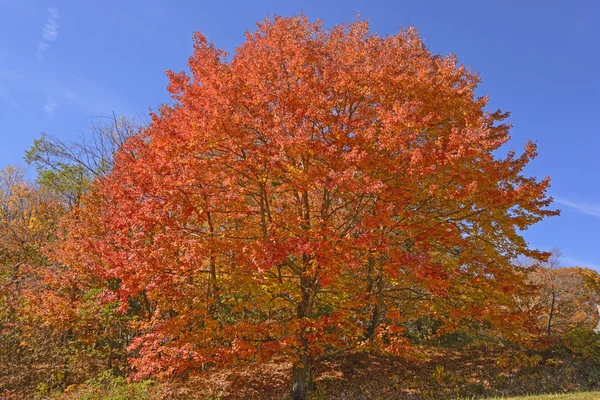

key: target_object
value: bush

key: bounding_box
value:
[42,370,157,400]
[562,329,600,361]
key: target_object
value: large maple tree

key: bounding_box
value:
[64,16,557,399]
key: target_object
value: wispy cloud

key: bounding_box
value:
[553,197,600,217]
[63,88,85,104]
[36,7,59,61]
[1,65,127,116]
[562,256,600,271]
[0,85,18,108]
[43,96,57,116]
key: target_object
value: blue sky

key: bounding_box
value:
[0,0,598,269]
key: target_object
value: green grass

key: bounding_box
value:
[489,392,600,400]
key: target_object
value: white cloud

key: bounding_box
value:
[43,96,57,116]
[36,7,59,61]
[553,197,600,217]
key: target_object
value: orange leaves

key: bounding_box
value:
[58,16,557,386]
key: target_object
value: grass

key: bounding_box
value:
[490,392,600,399]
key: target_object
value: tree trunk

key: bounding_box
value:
[290,255,316,400]
[547,292,556,337]
[365,273,384,340]
[291,353,314,400]
[290,187,316,400]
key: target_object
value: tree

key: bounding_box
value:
[0,115,142,395]
[64,16,557,399]
[23,114,142,377]
[0,165,62,391]
[523,249,600,337]
[25,113,139,208]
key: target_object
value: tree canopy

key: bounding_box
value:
[51,16,559,399]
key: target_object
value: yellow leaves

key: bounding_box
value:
[284,164,311,188]
[27,216,40,231]
[0,166,59,269]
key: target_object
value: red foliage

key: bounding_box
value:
[59,16,556,398]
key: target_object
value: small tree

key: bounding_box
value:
[0,114,144,394]
[0,166,62,392]
[25,113,139,208]
[525,249,600,337]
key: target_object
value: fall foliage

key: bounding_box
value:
[0,165,64,390]
[50,16,559,399]
[2,15,599,400]
[0,116,140,394]
[518,250,600,337]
